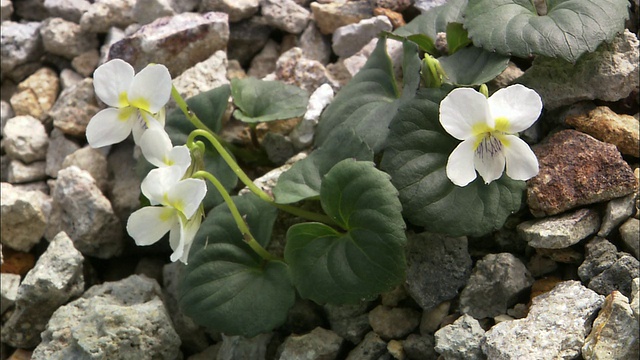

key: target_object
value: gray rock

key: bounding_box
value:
[310,0,374,35]
[45,166,124,259]
[62,146,110,194]
[71,49,100,77]
[2,115,48,164]
[579,237,619,283]
[13,0,48,20]
[218,333,273,360]
[482,281,605,360]
[290,83,334,149]
[6,159,47,183]
[459,253,533,319]
[582,291,639,360]
[300,22,332,65]
[0,0,13,21]
[1,273,21,314]
[345,331,388,360]
[49,78,100,138]
[619,217,640,259]
[40,17,98,59]
[108,11,229,77]
[227,17,272,66]
[59,68,84,89]
[1,100,14,132]
[277,327,344,360]
[10,66,60,121]
[99,26,126,64]
[519,30,640,110]
[589,254,639,298]
[1,232,84,348]
[43,0,91,23]
[332,16,392,58]
[106,141,142,222]
[420,301,450,335]
[324,301,372,344]
[32,274,181,360]
[133,0,175,25]
[405,232,472,311]
[598,193,637,237]
[200,0,259,22]
[261,0,310,34]
[79,0,136,33]
[0,182,51,252]
[343,37,403,78]
[368,305,421,341]
[434,314,485,360]
[403,333,437,360]
[0,21,44,77]
[631,278,639,321]
[46,127,81,178]
[263,132,295,166]
[275,47,338,94]
[172,50,229,103]
[248,39,280,79]
[517,208,600,249]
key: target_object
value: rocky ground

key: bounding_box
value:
[1,0,639,359]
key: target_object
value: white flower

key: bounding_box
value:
[126,166,206,264]
[439,84,542,187]
[86,59,172,148]
[139,127,192,177]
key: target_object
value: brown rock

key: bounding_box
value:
[9,67,59,121]
[373,7,405,29]
[566,106,640,157]
[527,130,637,217]
[0,248,36,277]
[50,78,100,138]
[311,0,373,35]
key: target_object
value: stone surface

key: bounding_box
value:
[275,47,338,94]
[10,67,59,121]
[420,301,450,335]
[2,115,49,163]
[519,29,640,110]
[217,333,272,360]
[459,253,534,319]
[1,232,84,348]
[6,159,47,183]
[290,83,334,149]
[405,232,472,311]
[132,0,175,25]
[299,22,332,65]
[582,291,639,360]
[1,100,14,131]
[31,274,181,360]
[434,314,485,360]
[200,0,259,22]
[517,208,600,249]
[324,301,372,344]
[108,11,229,77]
[632,278,639,320]
[0,273,21,314]
[483,281,604,360]
[277,327,344,360]
[620,217,640,259]
[49,78,100,138]
[310,0,374,35]
[227,16,272,66]
[261,0,310,34]
[79,0,136,33]
[0,0,13,21]
[368,305,421,341]
[345,331,388,360]
[0,21,44,78]
[172,50,229,103]
[43,0,91,23]
[527,130,638,217]
[106,141,142,222]
[248,39,280,79]
[566,106,640,157]
[588,254,639,298]
[403,333,437,360]
[40,17,99,59]
[46,127,81,178]
[332,15,392,58]
[598,193,637,237]
[262,132,295,165]
[71,49,100,77]
[45,166,124,259]
[578,237,620,283]
[0,182,51,252]
[61,146,110,194]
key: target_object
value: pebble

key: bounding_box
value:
[419,301,450,334]
[1,100,14,130]
[6,159,47,183]
[43,0,91,23]
[106,141,141,221]
[0,273,21,314]
[310,0,374,35]
[2,115,49,164]
[578,237,619,283]
[299,22,332,65]
[79,0,137,33]
[526,252,558,277]
[262,0,310,34]
[248,39,280,78]
[0,21,44,78]
[228,17,272,66]
[332,15,393,58]
[277,327,344,360]
[71,49,100,77]
[0,0,13,20]
[275,47,338,94]
[404,232,472,311]
[434,314,486,360]
[588,253,639,298]
[49,78,100,138]
[619,217,640,259]
[368,305,421,341]
[517,208,600,249]
[10,67,59,121]
[482,281,604,360]
[132,0,175,25]
[386,339,405,360]
[345,331,388,360]
[631,278,639,320]
[39,17,99,59]
[290,83,334,149]
[527,129,637,217]
[324,301,372,344]
[403,333,437,360]
[459,253,534,319]
[200,0,260,22]
[45,128,81,178]
[61,146,110,194]
[598,193,637,237]
[218,333,272,360]
[172,50,230,101]
[0,182,51,252]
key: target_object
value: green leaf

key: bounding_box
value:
[445,22,471,54]
[464,0,630,63]
[272,126,373,204]
[315,37,422,153]
[231,77,309,123]
[438,46,510,86]
[285,159,407,304]
[394,0,467,40]
[179,194,295,337]
[380,88,526,237]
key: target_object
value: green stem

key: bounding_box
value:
[171,86,217,134]
[193,170,274,261]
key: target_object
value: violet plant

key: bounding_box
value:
[86,0,630,336]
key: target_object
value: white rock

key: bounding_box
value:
[290,83,334,149]
[598,193,637,236]
[40,17,99,59]
[133,0,174,25]
[172,50,229,102]
[261,0,310,34]
[2,115,49,163]
[0,273,21,314]
[79,0,136,33]
[200,0,259,22]
[299,21,332,65]
[0,21,43,77]
[46,127,81,178]
[517,208,601,249]
[332,16,393,58]
[43,0,91,23]
[435,314,485,360]
[7,159,47,183]
[0,182,51,252]
[0,0,13,21]
[0,100,14,133]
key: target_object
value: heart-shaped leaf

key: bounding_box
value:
[285,159,407,304]
[179,194,295,337]
[272,126,373,204]
[445,22,471,54]
[380,88,526,237]
[394,0,467,41]
[438,45,510,86]
[464,0,630,63]
[231,77,309,123]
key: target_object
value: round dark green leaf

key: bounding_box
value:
[438,45,510,86]
[231,77,309,123]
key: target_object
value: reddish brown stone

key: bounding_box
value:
[1,247,35,276]
[373,7,405,29]
[527,130,637,217]
[566,106,640,157]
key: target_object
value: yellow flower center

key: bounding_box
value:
[471,117,512,158]
[129,97,151,112]
[118,91,130,107]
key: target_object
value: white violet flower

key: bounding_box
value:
[439,84,542,187]
[139,127,192,177]
[127,166,206,264]
[86,59,172,148]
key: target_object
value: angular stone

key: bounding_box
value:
[0,21,44,77]
[10,67,59,121]
[200,0,259,22]
[632,278,639,321]
[482,281,604,360]
[620,217,640,259]
[248,39,280,79]
[589,254,639,298]
[1,100,14,131]
[0,182,50,252]
[106,141,141,222]
[31,275,180,360]
[527,130,637,217]
[62,147,110,194]
[44,0,91,23]
[1,273,21,314]
[373,7,406,29]
[133,0,175,25]
[403,333,437,360]
[519,30,639,110]
[368,305,421,341]
[345,331,388,360]
[49,78,100,137]
[460,253,534,319]
[332,15,393,58]
[517,208,600,249]
[2,115,49,163]
[527,252,559,277]
[0,0,13,21]
[218,333,272,360]
[566,106,640,157]
[40,17,99,59]
[13,0,48,20]
[598,193,637,237]
[290,83,334,149]
[278,327,344,360]
[46,128,81,178]
[45,166,124,259]
[434,314,485,360]
[299,22,332,65]
[578,237,619,283]
[582,291,639,360]
[79,0,136,33]
[71,49,100,77]
[261,0,310,34]
[405,232,472,311]
[1,232,84,348]
[172,50,229,102]
[420,301,450,335]
[324,301,372,344]
[310,0,374,35]
[7,159,47,183]
[108,12,229,77]
[228,16,272,66]
[275,47,338,94]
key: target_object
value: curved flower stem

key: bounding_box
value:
[192,170,274,261]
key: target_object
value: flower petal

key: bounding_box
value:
[503,135,539,181]
[446,138,478,187]
[127,206,177,246]
[168,217,184,262]
[139,127,173,168]
[93,59,134,108]
[488,84,542,133]
[167,178,207,219]
[168,145,192,175]
[129,64,172,113]
[169,214,201,264]
[474,136,506,184]
[440,87,492,140]
[141,166,184,204]
[86,108,135,148]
